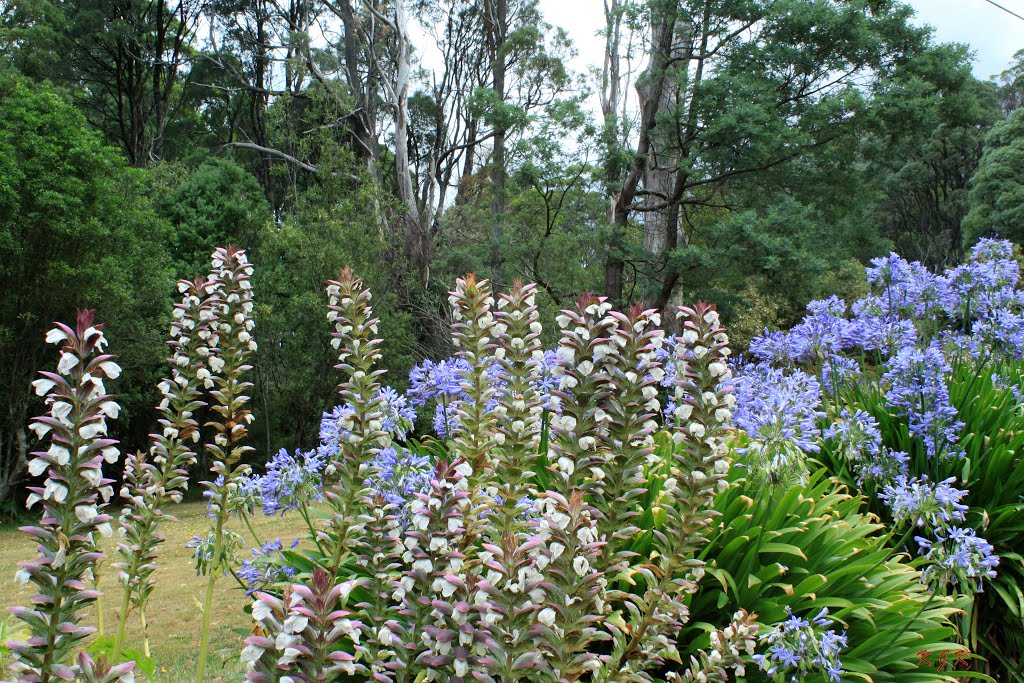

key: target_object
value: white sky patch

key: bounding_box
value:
[534,0,1022,84]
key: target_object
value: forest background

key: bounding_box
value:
[2,0,1023,508]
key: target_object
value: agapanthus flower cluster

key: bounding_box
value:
[823,408,882,463]
[533,348,562,412]
[785,296,853,363]
[239,448,325,515]
[752,607,848,683]
[916,526,1000,593]
[364,446,433,519]
[10,311,125,682]
[409,357,471,438]
[855,447,910,488]
[732,361,824,484]
[186,530,243,577]
[878,475,969,531]
[236,539,299,595]
[883,345,964,459]
[866,253,952,321]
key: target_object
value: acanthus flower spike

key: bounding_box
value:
[320,267,387,576]
[112,276,217,660]
[9,310,129,683]
[196,247,256,683]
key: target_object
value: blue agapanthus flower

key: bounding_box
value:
[377,386,417,439]
[408,358,472,405]
[237,538,299,595]
[239,448,325,516]
[879,474,968,532]
[824,408,881,463]
[916,526,999,593]
[883,345,964,460]
[752,607,848,683]
[365,446,434,524]
[732,361,825,484]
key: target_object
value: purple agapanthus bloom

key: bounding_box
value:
[408,358,472,406]
[533,349,563,411]
[365,446,434,524]
[239,448,325,515]
[879,474,969,532]
[974,306,1024,359]
[732,361,825,483]
[883,345,964,460]
[855,447,910,488]
[752,607,847,683]
[749,329,801,367]
[846,301,918,358]
[866,253,952,321]
[916,526,999,593]
[318,403,355,460]
[377,386,417,439]
[824,408,882,463]
[237,538,299,595]
[786,296,854,363]
[944,242,1020,320]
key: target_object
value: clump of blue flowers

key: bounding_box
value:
[883,345,965,460]
[408,357,471,437]
[879,475,969,532]
[364,445,433,522]
[752,607,848,683]
[240,448,325,515]
[916,527,1000,594]
[732,361,825,485]
[237,539,299,595]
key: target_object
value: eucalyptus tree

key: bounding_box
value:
[598,0,936,310]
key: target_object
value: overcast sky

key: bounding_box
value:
[537,0,1023,83]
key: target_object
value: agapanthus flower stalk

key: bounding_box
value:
[112,277,216,660]
[9,311,128,683]
[196,247,256,683]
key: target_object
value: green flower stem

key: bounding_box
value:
[111,583,133,662]
[298,502,325,555]
[196,490,229,683]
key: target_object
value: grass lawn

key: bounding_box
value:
[0,501,308,682]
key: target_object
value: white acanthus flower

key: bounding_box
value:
[31,378,56,396]
[251,599,273,622]
[99,361,122,379]
[537,607,557,626]
[43,479,68,503]
[57,353,79,375]
[75,505,98,523]
[45,328,68,345]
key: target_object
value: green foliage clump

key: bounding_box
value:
[964,109,1024,246]
[0,74,172,501]
[682,468,968,682]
